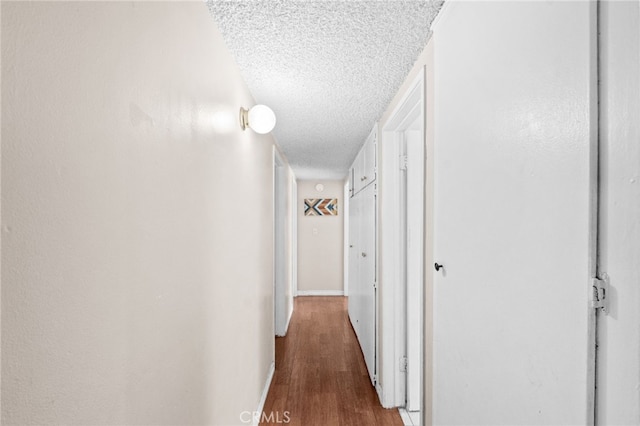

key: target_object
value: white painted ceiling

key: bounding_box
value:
[207,1,444,180]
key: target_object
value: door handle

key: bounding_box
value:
[361,252,367,257]
[434,263,444,271]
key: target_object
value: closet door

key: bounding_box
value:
[432,1,596,424]
[358,182,376,385]
[348,192,360,330]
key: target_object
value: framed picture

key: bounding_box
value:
[304,198,338,216]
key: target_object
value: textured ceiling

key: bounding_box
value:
[207,1,443,180]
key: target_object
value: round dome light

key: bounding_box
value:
[247,104,276,134]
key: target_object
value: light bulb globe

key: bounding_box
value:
[248,105,276,134]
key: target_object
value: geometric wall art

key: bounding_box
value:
[304,198,338,216]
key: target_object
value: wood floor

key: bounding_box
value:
[260,296,403,426]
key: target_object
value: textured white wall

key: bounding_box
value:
[597,1,640,423]
[2,2,279,425]
[297,180,344,292]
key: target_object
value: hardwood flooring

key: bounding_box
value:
[260,296,403,426]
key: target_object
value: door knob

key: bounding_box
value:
[434,263,444,271]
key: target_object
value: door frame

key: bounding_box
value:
[403,126,425,412]
[343,179,350,296]
[273,147,287,336]
[292,178,298,298]
[379,69,426,410]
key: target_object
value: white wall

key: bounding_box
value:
[1,2,285,424]
[597,1,640,424]
[297,180,344,293]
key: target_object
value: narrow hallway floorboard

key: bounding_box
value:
[261,296,403,426]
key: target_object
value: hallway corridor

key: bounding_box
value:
[260,297,403,426]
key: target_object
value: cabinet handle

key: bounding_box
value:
[361,252,367,257]
[361,176,367,181]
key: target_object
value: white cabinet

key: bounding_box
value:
[348,124,377,385]
[350,126,377,197]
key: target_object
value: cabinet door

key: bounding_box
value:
[352,149,364,195]
[361,128,377,188]
[348,167,355,198]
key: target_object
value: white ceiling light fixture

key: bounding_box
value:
[239,104,276,134]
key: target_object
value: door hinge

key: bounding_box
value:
[399,356,407,372]
[399,155,408,170]
[373,374,378,385]
[373,281,378,290]
[592,274,609,314]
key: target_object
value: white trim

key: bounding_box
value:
[398,408,421,426]
[586,1,599,423]
[343,180,350,296]
[273,148,287,337]
[296,290,344,296]
[292,177,298,298]
[254,361,276,426]
[398,408,413,426]
[429,0,456,33]
[379,122,402,409]
[379,69,425,409]
[284,304,293,335]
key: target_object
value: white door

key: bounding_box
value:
[405,129,423,412]
[348,191,360,328]
[359,182,377,385]
[432,1,596,424]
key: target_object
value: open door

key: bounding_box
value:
[432,1,597,424]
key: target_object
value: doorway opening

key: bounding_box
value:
[380,68,425,424]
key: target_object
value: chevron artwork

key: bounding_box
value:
[304,198,339,216]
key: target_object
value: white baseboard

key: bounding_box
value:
[284,306,293,334]
[296,290,344,296]
[254,361,275,426]
[376,383,384,404]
